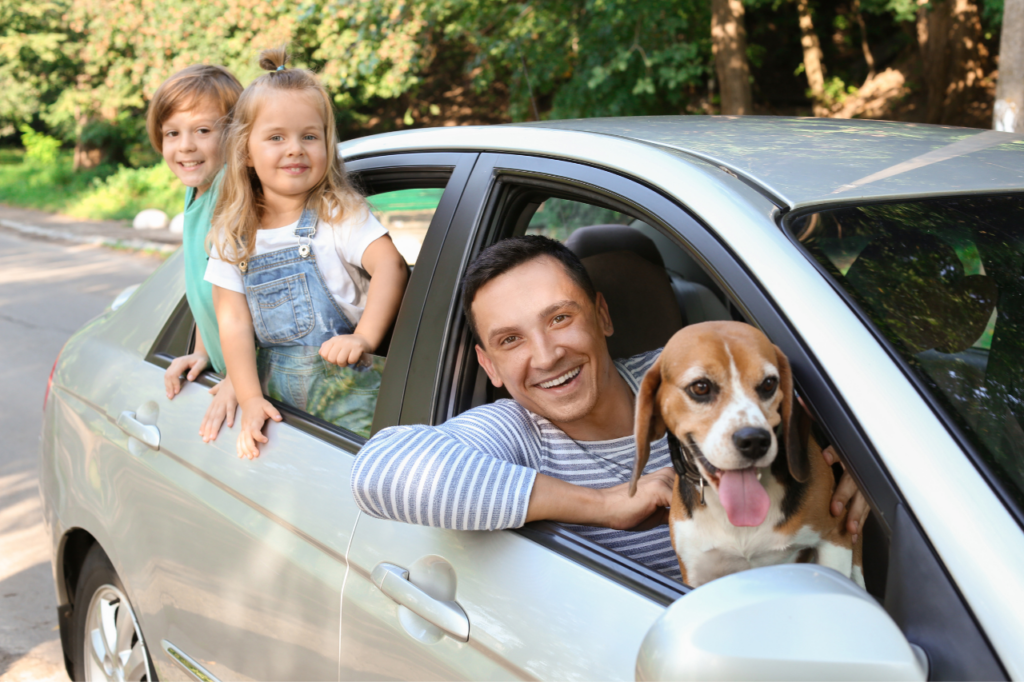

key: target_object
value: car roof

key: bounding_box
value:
[341,116,1024,210]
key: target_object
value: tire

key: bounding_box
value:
[70,545,157,682]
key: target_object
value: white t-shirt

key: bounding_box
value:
[204,210,388,326]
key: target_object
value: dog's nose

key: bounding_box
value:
[733,427,771,460]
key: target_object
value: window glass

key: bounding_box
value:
[368,188,444,265]
[258,350,384,439]
[525,197,632,242]
[787,195,1024,510]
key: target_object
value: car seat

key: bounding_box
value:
[565,225,730,359]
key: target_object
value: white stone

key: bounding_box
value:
[133,209,169,230]
[168,212,185,234]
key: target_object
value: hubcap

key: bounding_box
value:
[83,584,151,681]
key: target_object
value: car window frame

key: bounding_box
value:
[145,152,478,452]
[783,197,1024,531]
[406,151,911,599]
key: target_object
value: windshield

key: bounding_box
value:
[787,194,1024,513]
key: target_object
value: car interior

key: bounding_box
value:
[446,184,891,597]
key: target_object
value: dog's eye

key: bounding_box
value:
[757,376,779,399]
[686,379,715,402]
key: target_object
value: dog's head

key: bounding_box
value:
[629,321,806,526]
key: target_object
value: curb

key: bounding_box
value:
[0,218,180,254]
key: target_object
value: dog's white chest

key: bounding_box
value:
[672,476,823,586]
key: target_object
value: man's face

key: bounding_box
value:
[473,256,615,426]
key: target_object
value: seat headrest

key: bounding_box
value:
[565,225,664,267]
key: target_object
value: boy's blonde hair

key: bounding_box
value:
[146,64,243,152]
[211,46,366,265]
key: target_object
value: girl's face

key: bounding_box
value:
[247,91,328,216]
[161,98,225,196]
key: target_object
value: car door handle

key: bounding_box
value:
[117,411,160,449]
[371,562,470,642]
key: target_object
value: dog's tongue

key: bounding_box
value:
[717,468,770,527]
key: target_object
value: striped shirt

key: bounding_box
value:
[351,349,681,579]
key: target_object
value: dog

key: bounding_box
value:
[629,321,864,588]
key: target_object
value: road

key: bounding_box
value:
[0,230,161,681]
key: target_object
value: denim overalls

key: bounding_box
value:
[241,209,383,437]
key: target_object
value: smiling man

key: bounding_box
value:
[351,236,866,579]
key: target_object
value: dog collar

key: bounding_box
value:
[667,431,707,506]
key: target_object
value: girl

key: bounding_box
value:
[205,46,408,459]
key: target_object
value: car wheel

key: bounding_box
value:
[71,545,157,681]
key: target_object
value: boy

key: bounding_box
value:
[147,65,243,441]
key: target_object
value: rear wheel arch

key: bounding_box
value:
[59,528,98,609]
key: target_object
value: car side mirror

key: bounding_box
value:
[636,564,928,681]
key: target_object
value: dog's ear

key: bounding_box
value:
[775,345,809,482]
[631,357,666,497]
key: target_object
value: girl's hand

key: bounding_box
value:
[237,396,282,459]
[319,333,373,366]
[201,376,238,443]
[165,353,210,399]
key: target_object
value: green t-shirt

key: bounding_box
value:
[183,168,225,373]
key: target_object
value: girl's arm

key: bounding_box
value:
[212,285,281,458]
[320,234,408,366]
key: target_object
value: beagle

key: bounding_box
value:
[629,321,864,588]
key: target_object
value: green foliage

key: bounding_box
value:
[19,124,62,163]
[70,163,185,220]
[0,149,183,220]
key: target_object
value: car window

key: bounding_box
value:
[525,197,633,241]
[787,194,1024,512]
[368,188,444,265]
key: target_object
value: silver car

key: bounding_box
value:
[40,117,1024,681]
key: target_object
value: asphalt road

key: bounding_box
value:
[0,229,161,681]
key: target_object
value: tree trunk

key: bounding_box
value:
[852,0,876,80]
[918,0,988,125]
[711,0,753,115]
[994,0,1024,131]
[795,0,827,116]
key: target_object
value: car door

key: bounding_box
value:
[83,153,476,681]
[339,152,1007,680]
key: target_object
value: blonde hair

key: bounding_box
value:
[146,65,242,152]
[210,45,365,265]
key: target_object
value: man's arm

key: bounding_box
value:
[351,407,673,531]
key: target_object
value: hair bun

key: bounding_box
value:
[258,45,289,72]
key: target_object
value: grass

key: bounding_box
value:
[0,148,185,221]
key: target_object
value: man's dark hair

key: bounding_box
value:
[462,235,597,340]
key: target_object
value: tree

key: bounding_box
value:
[994,0,1023,130]
[795,0,827,116]
[917,0,989,125]
[711,0,753,114]
[0,1,80,137]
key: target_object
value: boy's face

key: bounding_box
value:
[161,98,225,194]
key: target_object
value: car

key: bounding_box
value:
[39,116,1024,681]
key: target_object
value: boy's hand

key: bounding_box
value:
[165,353,209,399]
[201,376,238,443]
[237,396,282,460]
[319,333,373,366]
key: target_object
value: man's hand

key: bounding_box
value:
[823,446,870,541]
[525,467,674,530]
[599,468,675,530]
[319,333,372,366]
[236,396,282,459]
[200,376,238,443]
[164,353,209,399]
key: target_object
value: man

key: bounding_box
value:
[351,236,868,579]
